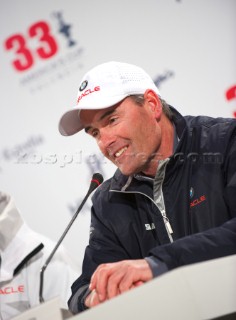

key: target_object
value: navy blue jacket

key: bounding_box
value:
[68,107,236,313]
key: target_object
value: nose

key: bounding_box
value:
[97,128,116,152]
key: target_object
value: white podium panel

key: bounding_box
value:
[11,297,63,320]
[72,255,236,320]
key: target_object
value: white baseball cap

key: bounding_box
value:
[59,61,160,136]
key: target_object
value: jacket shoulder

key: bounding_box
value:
[185,114,236,130]
[91,169,129,204]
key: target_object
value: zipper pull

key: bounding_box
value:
[165,219,173,234]
[161,210,174,235]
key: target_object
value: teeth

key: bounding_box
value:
[115,147,128,158]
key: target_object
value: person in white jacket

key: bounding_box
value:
[0,192,80,320]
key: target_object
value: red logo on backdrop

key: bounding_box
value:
[4,21,58,72]
[2,13,82,94]
[225,85,236,118]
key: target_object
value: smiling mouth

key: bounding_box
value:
[114,146,128,158]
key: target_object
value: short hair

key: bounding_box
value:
[129,94,173,120]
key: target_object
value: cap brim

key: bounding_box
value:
[59,109,83,136]
[58,93,129,136]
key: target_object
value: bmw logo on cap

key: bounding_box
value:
[79,80,88,91]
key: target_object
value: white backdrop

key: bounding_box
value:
[0,0,235,267]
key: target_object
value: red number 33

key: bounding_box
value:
[5,21,58,72]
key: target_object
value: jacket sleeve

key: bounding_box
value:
[148,217,236,271]
[68,205,132,313]
[149,123,236,271]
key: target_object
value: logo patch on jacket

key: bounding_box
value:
[190,195,206,208]
[145,223,155,230]
[190,187,194,198]
[0,285,24,295]
[90,226,95,235]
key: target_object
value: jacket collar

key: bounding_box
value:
[0,193,44,281]
[168,105,187,140]
[0,192,23,251]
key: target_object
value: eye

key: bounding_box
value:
[109,117,117,125]
[91,129,100,138]
[87,128,99,138]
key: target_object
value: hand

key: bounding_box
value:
[85,289,101,308]
[85,279,145,308]
[89,259,153,303]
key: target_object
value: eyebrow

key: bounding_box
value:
[84,108,116,133]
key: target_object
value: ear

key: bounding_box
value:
[144,89,162,120]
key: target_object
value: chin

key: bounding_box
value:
[119,167,131,176]
[119,166,138,177]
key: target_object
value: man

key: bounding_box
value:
[0,192,79,320]
[58,61,236,313]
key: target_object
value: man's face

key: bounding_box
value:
[80,92,163,176]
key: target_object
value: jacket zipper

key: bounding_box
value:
[153,158,174,242]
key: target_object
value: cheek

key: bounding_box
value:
[135,121,156,142]
[97,139,113,161]
[97,141,107,157]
